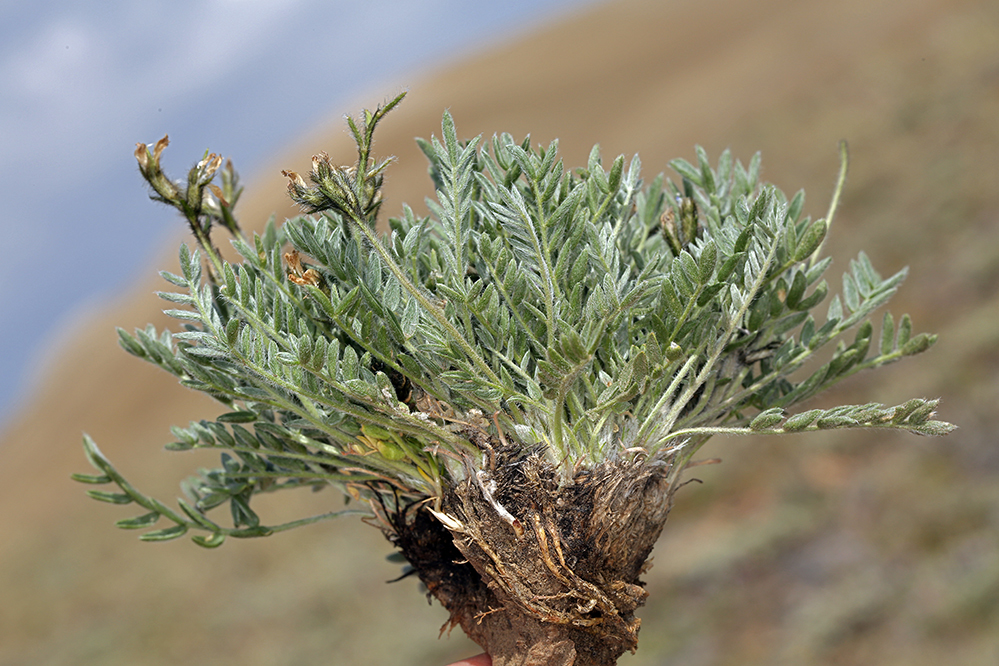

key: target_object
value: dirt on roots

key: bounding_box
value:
[386,444,677,666]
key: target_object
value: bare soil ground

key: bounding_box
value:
[2,0,997,663]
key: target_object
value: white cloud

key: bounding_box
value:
[7,19,99,99]
[134,0,306,96]
[0,1,313,183]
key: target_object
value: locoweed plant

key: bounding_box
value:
[75,93,953,665]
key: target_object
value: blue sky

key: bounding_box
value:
[0,0,600,428]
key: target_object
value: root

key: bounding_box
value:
[385,444,677,666]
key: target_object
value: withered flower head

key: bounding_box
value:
[135,135,169,175]
[282,169,307,191]
[284,249,322,288]
[196,153,223,182]
[135,135,179,202]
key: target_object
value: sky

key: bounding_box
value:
[0,0,601,428]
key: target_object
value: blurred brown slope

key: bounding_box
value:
[2,0,998,664]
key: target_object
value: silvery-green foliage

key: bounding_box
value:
[76,94,952,546]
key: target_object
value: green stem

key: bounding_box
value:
[809,140,849,269]
[635,353,701,446]
[346,212,503,389]
[649,232,781,451]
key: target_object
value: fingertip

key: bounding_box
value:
[446,653,491,666]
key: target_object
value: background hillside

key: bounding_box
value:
[2,0,997,664]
